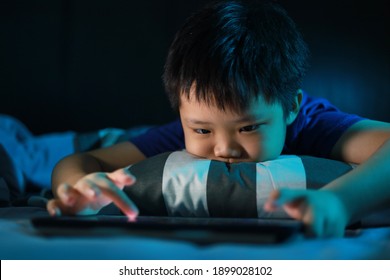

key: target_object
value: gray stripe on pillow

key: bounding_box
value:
[300,156,353,190]
[256,155,306,218]
[125,152,172,216]
[207,161,257,217]
[162,151,211,217]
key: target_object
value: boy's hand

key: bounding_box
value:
[46,168,139,220]
[264,189,349,238]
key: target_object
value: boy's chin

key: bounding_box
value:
[183,150,282,163]
[211,157,279,164]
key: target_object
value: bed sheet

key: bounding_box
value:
[1,207,390,260]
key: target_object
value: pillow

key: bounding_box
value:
[124,151,354,218]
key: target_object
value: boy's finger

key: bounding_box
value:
[301,207,323,237]
[106,190,139,220]
[46,199,62,216]
[269,188,309,206]
[71,175,139,219]
[94,180,140,220]
[263,190,281,211]
[73,179,100,199]
[57,183,77,206]
[107,168,136,189]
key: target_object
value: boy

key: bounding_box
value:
[47,0,390,237]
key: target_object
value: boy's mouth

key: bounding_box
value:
[213,158,252,164]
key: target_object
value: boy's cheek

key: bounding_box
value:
[257,142,285,162]
[184,139,210,159]
[243,135,283,162]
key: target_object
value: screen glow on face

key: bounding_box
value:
[179,93,290,163]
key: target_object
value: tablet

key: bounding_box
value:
[31,215,303,244]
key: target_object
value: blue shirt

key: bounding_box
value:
[131,93,364,159]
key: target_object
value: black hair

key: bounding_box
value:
[163,0,309,116]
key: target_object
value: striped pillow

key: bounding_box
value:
[124,151,354,218]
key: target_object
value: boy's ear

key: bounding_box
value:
[286,90,303,125]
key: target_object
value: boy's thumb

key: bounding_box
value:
[264,189,307,211]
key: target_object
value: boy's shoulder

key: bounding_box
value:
[299,92,339,114]
[284,91,365,158]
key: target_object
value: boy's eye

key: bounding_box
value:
[194,129,211,134]
[239,124,261,132]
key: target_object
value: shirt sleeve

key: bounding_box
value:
[283,92,366,158]
[130,119,185,158]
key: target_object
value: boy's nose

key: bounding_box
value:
[214,140,242,160]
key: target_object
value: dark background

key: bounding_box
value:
[0,0,389,134]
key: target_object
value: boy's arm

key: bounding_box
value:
[48,141,146,218]
[265,119,390,237]
[327,119,390,221]
[52,141,146,190]
[331,119,390,164]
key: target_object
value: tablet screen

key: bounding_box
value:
[31,215,303,244]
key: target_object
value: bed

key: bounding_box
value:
[1,206,390,259]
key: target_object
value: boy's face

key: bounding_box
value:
[179,91,299,163]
